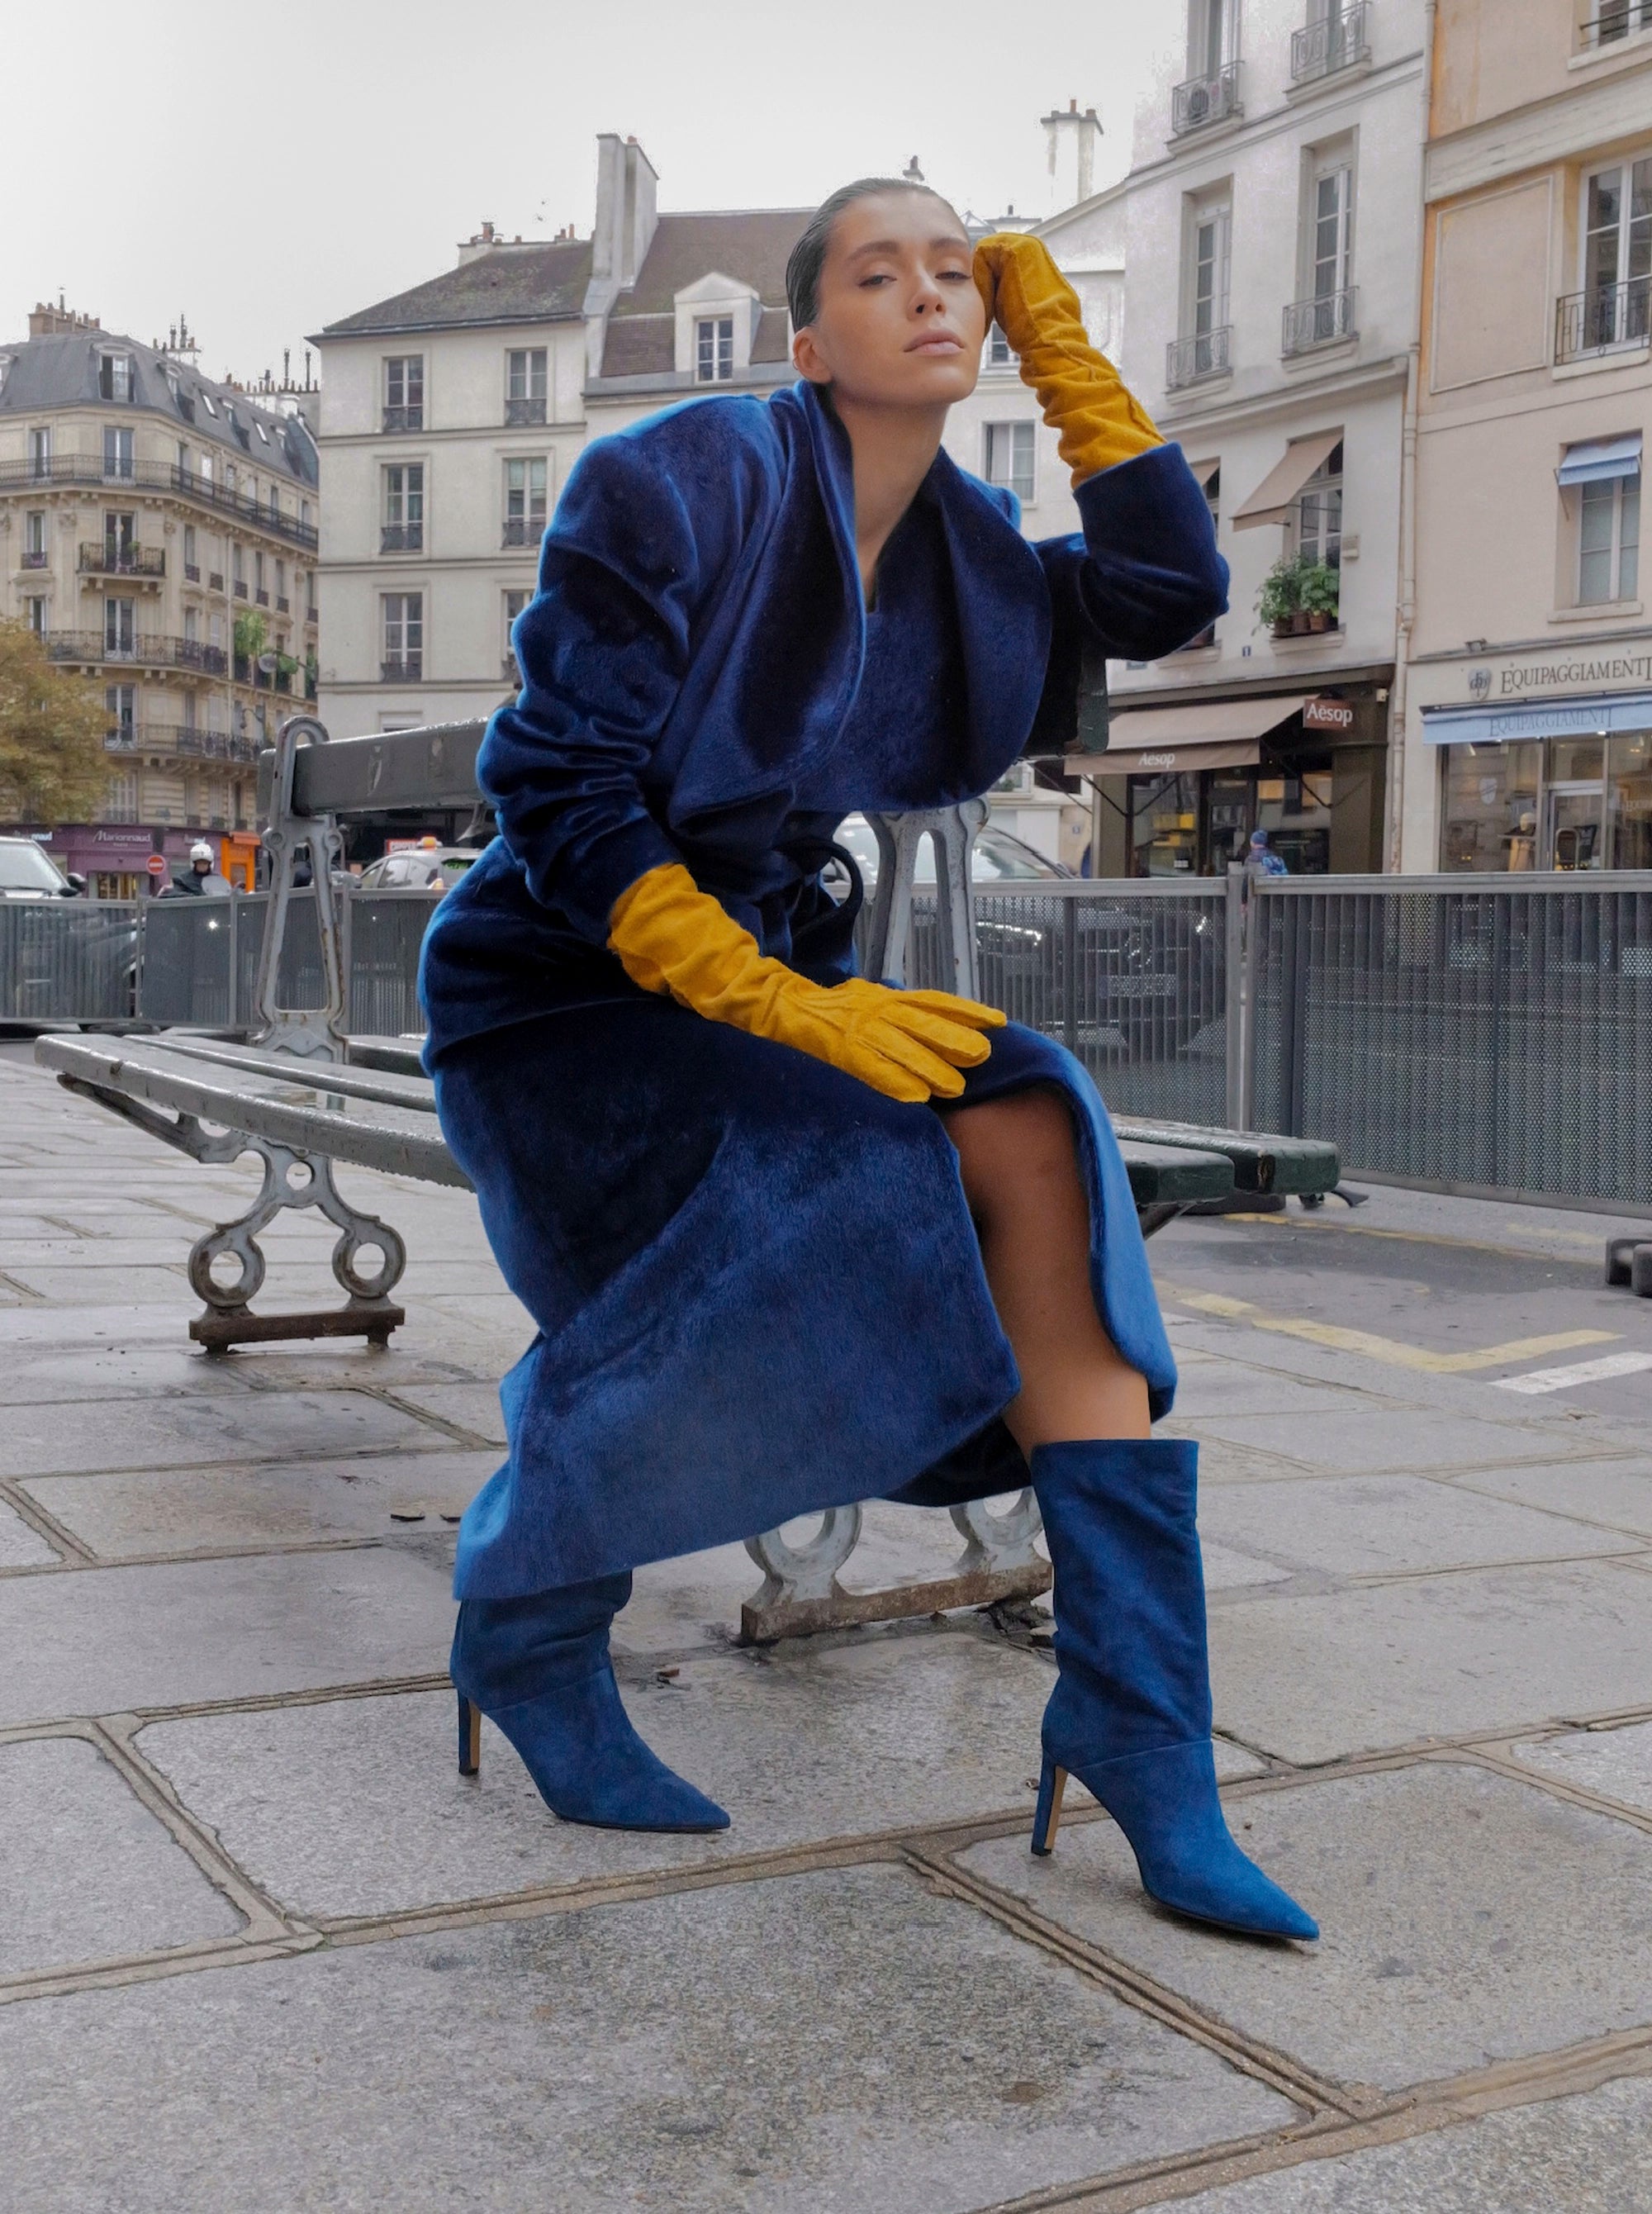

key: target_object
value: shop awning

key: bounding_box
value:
[1188,454,1221,490]
[1231,430,1343,529]
[1070,694,1313,779]
[1421,689,1652,744]
[1556,433,1642,487]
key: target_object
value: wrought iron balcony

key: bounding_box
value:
[381,656,423,682]
[1165,325,1232,389]
[21,549,48,570]
[1171,61,1241,135]
[184,563,201,582]
[254,588,270,606]
[105,724,257,763]
[382,405,423,433]
[0,456,320,552]
[380,523,425,554]
[1283,287,1358,354]
[208,571,225,591]
[1555,278,1651,361]
[501,515,544,549]
[1291,2,1370,81]
[233,579,249,597]
[275,595,290,613]
[46,630,228,676]
[505,396,547,425]
[1579,1,1652,47]
[79,542,166,577]
[305,606,318,624]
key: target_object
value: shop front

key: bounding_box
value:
[1422,687,1652,872]
[20,824,232,898]
[1076,687,1390,878]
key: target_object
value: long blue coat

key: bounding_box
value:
[421,379,1227,1597]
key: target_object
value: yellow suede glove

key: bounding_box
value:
[608,862,1004,1105]
[974,231,1163,487]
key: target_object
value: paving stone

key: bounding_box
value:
[1511,1718,1652,1817]
[0,1546,454,1726]
[21,1451,498,1559]
[370,1379,507,1444]
[961,1760,1652,2093]
[1169,2073,1652,2211]
[0,1737,241,1975]
[1211,1560,1652,1763]
[136,1631,1061,1918]
[0,1266,196,1305]
[1200,1475,1637,1580]
[0,1387,437,1480]
[0,1342,254,1405]
[1170,1408,1582,1476]
[0,1499,61,1567]
[1200,1541,1294,1590]
[1170,1361,1385,1422]
[1448,1458,1652,1539]
[0,1864,1295,2212]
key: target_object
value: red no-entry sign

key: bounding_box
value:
[146,855,168,877]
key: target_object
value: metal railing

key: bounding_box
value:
[0,456,318,550]
[1291,2,1370,78]
[1172,61,1241,133]
[44,630,230,676]
[381,657,422,683]
[382,406,423,433]
[380,524,424,554]
[0,900,140,1023]
[1555,277,1651,361]
[1282,287,1357,354]
[104,725,259,763]
[1579,0,1652,46]
[501,516,544,548]
[505,397,547,425]
[78,543,165,577]
[1166,326,1232,388]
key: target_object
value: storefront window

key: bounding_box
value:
[1128,774,1199,875]
[1441,743,1542,872]
[1256,763,1333,873]
[1609,731,1652,870]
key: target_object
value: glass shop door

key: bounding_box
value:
[1544,783,1606,870]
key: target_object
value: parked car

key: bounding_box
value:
[0,837,83,899]
[356,843,480,894]
[0,838,136,1025]
[828,813,1218,1061]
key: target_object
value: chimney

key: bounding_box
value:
[1042,99,1104,214]
[28,301,102,338]
[593,133,659,291]
[456,219,501,267]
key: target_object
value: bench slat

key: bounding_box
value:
[1114,1142,1232,1206]
[1112,1118,1338,1195]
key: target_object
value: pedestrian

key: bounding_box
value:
[419,180,1315,1943]
[1246,827,1289,877]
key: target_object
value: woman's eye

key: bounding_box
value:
[859,273,894,287]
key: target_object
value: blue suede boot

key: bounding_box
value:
[450,1575,729,1833]
[1029,1439,1317,1941]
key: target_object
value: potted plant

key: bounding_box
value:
[1298,562,1340,632]
[1256,556,1302,639]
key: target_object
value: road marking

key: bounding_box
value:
[1495,1352,1652,1396]
[1164,1287,1619,1375]
[1205,1213,1607,1268]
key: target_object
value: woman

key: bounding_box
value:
[420,180,1317,1943]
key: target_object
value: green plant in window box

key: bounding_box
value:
[1256,556,1303,637]
[1298,562,1340,631]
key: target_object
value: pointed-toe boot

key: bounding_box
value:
[1028,1438,1317,1942]
[450,1575,729,1834]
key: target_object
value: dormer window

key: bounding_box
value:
[0,354,12,397]
[99,352,135,401]
[200,390,218,417]
[695,316,734,382]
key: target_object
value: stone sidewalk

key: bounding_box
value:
[2,1044,1652,2210]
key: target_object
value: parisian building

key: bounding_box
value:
[1401,0,1650,872]
[0,306,320,894]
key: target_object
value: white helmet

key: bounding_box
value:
[190,840,214,862]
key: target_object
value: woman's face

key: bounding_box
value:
[793,191,985,410]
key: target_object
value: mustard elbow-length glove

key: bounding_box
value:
[974,232,1164,487]
[608,863,1004,1105]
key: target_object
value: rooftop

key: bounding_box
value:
[318,237,594,340]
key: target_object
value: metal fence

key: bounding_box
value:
[12,871,1652,1208]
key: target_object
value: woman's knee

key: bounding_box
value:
[943,1086,1080,1218]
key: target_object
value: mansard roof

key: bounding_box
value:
[320,238,594,339]
[597,210,807,380]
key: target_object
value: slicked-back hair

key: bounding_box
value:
[785,178,963,333]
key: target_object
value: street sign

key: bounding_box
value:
[145,855,168,877]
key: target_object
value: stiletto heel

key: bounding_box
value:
[458,1691,481,1777]
[1031,1759,1067,1857]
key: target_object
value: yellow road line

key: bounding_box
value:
[1162,1287,1618,1375]
[1211,1214,1602,1267]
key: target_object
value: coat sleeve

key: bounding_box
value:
[1036,441,1228,663]
[477,428,719,943]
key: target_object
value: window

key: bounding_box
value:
[0,354,10,397]
[184,606,199,644]
[1286,155,1356,352]
[695,316,734,383]
[382,592,423,679]
[1296,440,1344,570]
[104,597,136,655]
[382,463,425,553]
[199,452,214,490]
[504,457,548,546]
[1188,0,1235,74]
[1170,193,1233,384]
[984,421,1036,503]
[28,426,51,478]
[106,769,140,824]
[254,549,268,603]
[384,355,425,431]
[1593,1,1652,45]
[102,425,134,480]
[200,389,217,417]
[988,324,1012,368]
[183,524,197,578]
[301,499,312,532]
[275,558,287,609]
[506,348,548,424]
[25,596,46,635]
[106,683,136,738]
[503,587,533,677]
[103,511,136,564]
[1581,157,1651,349]
[98,352,135,401]
[23,512,47,568]
[1579,474,1641,603]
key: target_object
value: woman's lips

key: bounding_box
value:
[906,333,963,355]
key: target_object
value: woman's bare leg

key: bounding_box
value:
[942,1088,1150,1454]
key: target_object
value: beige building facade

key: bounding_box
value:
[0,305,320,892]
[1402,0,1651,871]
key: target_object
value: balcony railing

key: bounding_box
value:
[1166,325,1232,389]
[45,630,230,676]
[105,724,258,763]
[505,396,547,425]
[382,405,423,433]
[1283,286,1358,354]
[184,562,201,582]
[1579,1,1652,47]
[233,578,249,597]
[0,456,319,551]
[208,570,225,590]
[381,656,423,682]
[21,549,48,570]
[275,595,289,613]
[1171,60,1241,134]
[1555,278,1651,360]
[78,542,167,578]
[306,606,319,624]
[380,523,425,553]
[1291,2,1370,80]
[254,589,270,606]
[501,515,544,548]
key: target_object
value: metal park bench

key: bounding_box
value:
[37,715,1339,1640]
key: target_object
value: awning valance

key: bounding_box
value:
[1421,689,1652,744]
[1070,694,1313,779]
[1556,433,1642,487]
[1231,430,1342,529]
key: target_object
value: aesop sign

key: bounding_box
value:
[1303,696,1355,733]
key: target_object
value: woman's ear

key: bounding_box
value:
[792,325,831,387]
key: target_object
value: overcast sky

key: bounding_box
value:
[3,0,1161,385]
